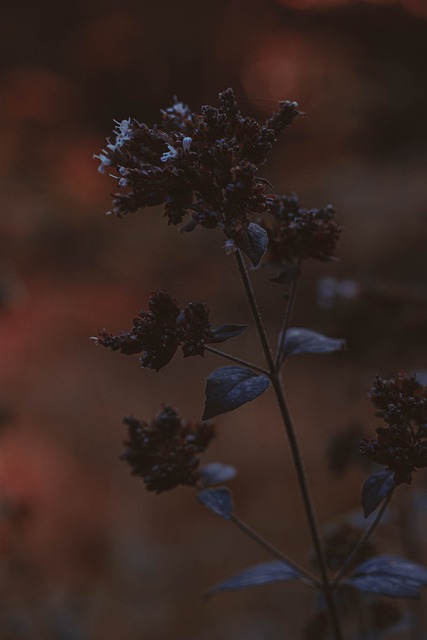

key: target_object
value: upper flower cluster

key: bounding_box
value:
[95,88,300,238]
[260,193,341,273]
[122,406,215,493]
[360,373,427,484]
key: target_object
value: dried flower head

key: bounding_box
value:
[261,193,341,270]
[360,373,427,484]
[95,89,300,239]
[121,406,215,492]
[95,291,216,371]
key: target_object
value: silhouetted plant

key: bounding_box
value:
[94,89,427,640]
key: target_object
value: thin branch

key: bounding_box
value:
[275,262,301,370]
[204,345,270,376]
[331,490,395,587]
[234,250,276,373]
[230,513,321,588]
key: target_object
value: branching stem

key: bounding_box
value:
[275,262,301,370]
[204,345,269,376]
[331,490,394,587]
[234,249,344,640]
[230,513,321,587]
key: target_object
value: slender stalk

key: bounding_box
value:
[234,251,276,373]
[331,490,394,587]
[204,345,270,376]
[230,513,320,587]
[275,263,301,370]
[234,249,344,640]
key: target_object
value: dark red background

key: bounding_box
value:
[0,1,426,638]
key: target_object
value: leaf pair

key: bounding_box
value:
[202,329,346,420]
[198,492,427,601]
[197,487,305,596]
[204,556,427,601]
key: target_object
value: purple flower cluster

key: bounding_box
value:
[96,88,300,238]
[121,406,215,493]
[95,291,217,371]
[360,373,427,484]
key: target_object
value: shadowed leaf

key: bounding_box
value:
[282,328,346,359]
[197,487,233,519]
[235,223,269,267]
[361,470,395,518]
[203,366,270,420]
[206,561,302,597]
[210,324,247,343]
[200,462,237,487]
[347,556,427,598]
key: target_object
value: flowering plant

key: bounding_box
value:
[94,89,427,639]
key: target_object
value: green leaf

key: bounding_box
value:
[235,223,269,267]
[282,328,346,359]
[347,556,427,599]
[206,561,302,597]
[197,487,234,519]
[361,470,395,518]
[203,366,270,420]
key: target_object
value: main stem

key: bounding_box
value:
[234,249,344,640]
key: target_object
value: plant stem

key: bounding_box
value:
[275,262,301,370]
[234,251,276,373]
[331,490,394,587]
[234,249,344,640]
[230,513,320,587]
[204,345,270,376]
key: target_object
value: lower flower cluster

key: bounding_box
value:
[121,406,215,493]
[360,373,427,484]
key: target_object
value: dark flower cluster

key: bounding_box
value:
[95,291,217,371]
[360,373,427,484]
[261,193,341,269]
[121,406,215,493]
[95,88,300,238]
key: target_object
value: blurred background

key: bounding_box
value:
[0,0,426,638]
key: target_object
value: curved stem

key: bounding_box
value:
[275,262,301,370]
[331,489,394,587]
[230,513,320,587]
[204,345,270,376]
[234,249,344,640]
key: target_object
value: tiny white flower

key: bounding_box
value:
[107,118,133,152]
[161,144,179,162]
[94,153,112,173]
[182,137,192,152]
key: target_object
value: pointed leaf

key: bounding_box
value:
[206,561,302,597]
[197,487,233,519]
[347,555,427,599]
[235,223,269,267]
[203,366,271,420]
[210,324,247,343]
[361,470,395,518]
[282,328,346,359]
[200,462,237,487]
